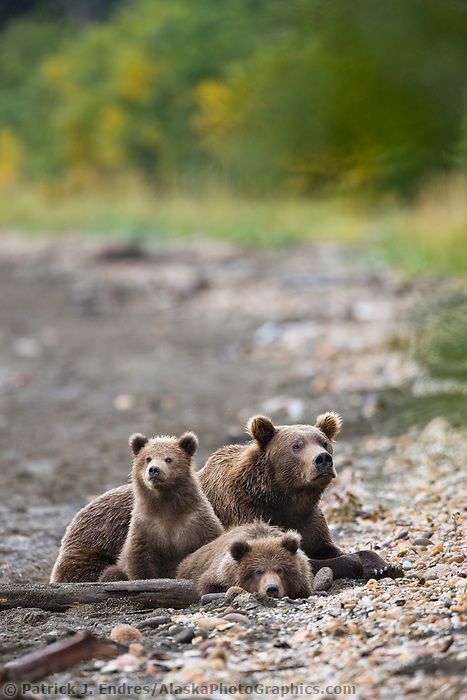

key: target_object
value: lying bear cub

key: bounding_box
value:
[177,522,313,598]
[51,431,223,583]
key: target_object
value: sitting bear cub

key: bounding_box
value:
[177,522,313,598]
[100,431,223,581]
[51,431,223,582]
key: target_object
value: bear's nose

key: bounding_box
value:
[148,465,160,479]
[265,584,280,598]
[313,452,333,471]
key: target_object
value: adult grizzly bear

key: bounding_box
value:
[177,521,313,598]
[51,431,222,582]
[198,412,401,580]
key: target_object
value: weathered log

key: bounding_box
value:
[0,579,199,612]
[0,630,122,685]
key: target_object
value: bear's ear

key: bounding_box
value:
[178,431,198,457]
[247,415,276,448]
[315,411,342,440]
[230,540,251,561]
[281,532,301,555]
[129,433,148,456]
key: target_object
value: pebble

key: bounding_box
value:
[313,567,334,591]
[128,642,144,655]
[402,561,414,570]
[135,615,171,629]
[101,653,141,673]
[222,612,249,625]
[226,586,246,599]
[200,593,226,605]
[197,616,231,630]
[412,538,432,546]
[174,626,197,644]
[109,625,142,643]
[431,544,444,553]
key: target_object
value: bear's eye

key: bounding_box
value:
[275,566,284,576]
[165,457,173,464]
[255,569,264,577]
[146,456,152,464]
[292,443,302,452]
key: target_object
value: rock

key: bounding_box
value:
[225,586,246,599]
[222,612,249,625]
[175,626,197,644]
[135,615,171,629]
[450,554,464,563]
[412,538,433,546]
[102,653,141,673]
[427,564,451,577]
[402,561,414,570]
[313,567,333,591]
[222,606,237,615]
[235,593,257,606]
[431,543,444,553]
[109,625,142,643]
[197,616,231,630]
[129,642,144,656]
[200,592,226,605]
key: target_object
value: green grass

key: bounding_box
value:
[0,177,466,276]
[0,186,363,247]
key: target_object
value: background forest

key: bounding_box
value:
[0,0,467,274]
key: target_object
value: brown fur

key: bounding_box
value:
[50,484,134,583]
[51,432,223,583]
[198,413,401,580]
[51,413,401,582]
[177,522,313,598]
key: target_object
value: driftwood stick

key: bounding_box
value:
[0,579,199,612]
[0,630,122,684]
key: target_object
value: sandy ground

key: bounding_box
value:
[0,237,465,698]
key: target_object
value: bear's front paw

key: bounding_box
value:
[356,550,403,580]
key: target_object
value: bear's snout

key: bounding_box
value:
[147,464,167,484]
[265,583,279,597]
[259,572,284,598]
[313,451,334,476]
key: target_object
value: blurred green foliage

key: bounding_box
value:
[413,292,467,380]
[1,0,467,194]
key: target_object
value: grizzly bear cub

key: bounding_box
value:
[198,412,401,581]
[177,522,313,598]
[51,431,223,583]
